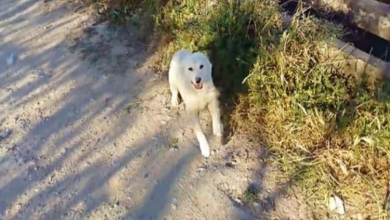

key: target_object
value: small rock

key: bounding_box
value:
[171,203,177,210]
[253,202,260,207]
[328,195,345,215]
[197,167,206,172]
[222,182,229,190]
[351,213,363,220]
[42,204,50,213]
[17,157,25,164]
[7,54,17,65]
[0,128,12,140]
[234,198,243,206]
[169,146,179,151]
[226,162,235,168]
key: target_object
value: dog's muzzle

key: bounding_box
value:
[192,77,203,90]
[192,82,203,90]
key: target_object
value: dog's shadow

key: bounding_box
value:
[193,3,260,144]
[204,40,258,144]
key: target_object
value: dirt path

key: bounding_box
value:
[0,1,311,219]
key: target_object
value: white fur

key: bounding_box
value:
[168,49,223,157]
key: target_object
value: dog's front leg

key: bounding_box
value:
[169,84,179,107]
[208,99,223,137]
[188,108,210,157]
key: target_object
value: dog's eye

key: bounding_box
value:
[199,65,204,69]
[188,67,193,71]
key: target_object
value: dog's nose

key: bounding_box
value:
[195,77,202,84]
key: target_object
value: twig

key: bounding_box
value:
[241,72,254,84]
[383,182,390,211]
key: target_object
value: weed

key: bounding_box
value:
[167,137,179,149]
[244,184,260,202]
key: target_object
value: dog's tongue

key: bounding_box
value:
[194,84,203,90]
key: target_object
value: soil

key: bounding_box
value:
[0,0,314,220]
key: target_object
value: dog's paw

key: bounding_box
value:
[199,142,211,158]
[171,97,179,107]
[213,122,223,137]
[214,132,223,137]
[201,147,211,158]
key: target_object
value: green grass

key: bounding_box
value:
[89,0,390,218]
[244,183,261,203]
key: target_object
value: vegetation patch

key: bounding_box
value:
[85,0,390,218]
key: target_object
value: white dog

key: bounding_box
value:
[168,49,223,157]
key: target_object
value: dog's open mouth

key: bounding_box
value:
[192,82,203,90]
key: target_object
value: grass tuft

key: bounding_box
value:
[87,0,390,218]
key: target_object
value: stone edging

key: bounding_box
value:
[307,0,390,42]
[322,39,390,79]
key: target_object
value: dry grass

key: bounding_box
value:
[86,0,390,218]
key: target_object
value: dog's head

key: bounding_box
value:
[182,52,213,90]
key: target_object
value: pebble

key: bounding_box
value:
[7,54,17,65]
[170,198,178,210]
[223,182,229,189]
[351,213,363,220]
[328,195,345,215]
[197,167,206,172]
[234,198,243,206]
[169,146,179,151]
[225,162,235,168]
[42,204,50,213]
[0,128,12,141]
[17,157,24,164]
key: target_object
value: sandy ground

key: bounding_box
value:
[0,0,312,219]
